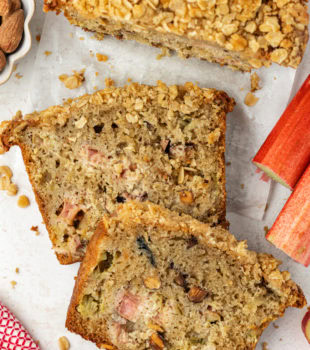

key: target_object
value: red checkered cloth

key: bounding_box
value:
[0,302,40,350]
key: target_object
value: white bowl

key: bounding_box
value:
[0,0,35,85]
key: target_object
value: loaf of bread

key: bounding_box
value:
[43,0,309,71]
[0,82,234,264]
[66,201,306,350]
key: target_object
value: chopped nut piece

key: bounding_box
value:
[10,280,17,289]
[188,286,208,303]
[96,53,108,62]
[244,92,259,107]
[144,275,161,289]
[17,195,30,208]
[150,333,164,350]
[250,73,261,92]
[179,190,194,204]
[58,336,70,350]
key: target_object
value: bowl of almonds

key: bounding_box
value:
[0,0,34,84]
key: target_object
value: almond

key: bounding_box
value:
[0,9,24,53]
[3,0,21,20]
[0,0,11,16]
[0,49,6,72]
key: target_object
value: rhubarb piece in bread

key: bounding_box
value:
[66,201,306,350]
[43,0,309,71]
[0,82,234,264]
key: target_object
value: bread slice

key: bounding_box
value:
[43,0,309,71]
[66,201,306,350]
[0,82,234,264]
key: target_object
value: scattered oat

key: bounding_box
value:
[95,72,99,77]
[156,47,171,60]
[15,267,19,273]
[251,72,261,92]
[244,92,259,107]
[44,51,52,56]
[17,195,30,208]
[36,34,41,42]
[262,342,269,350]
[105,78,115,87]
[58,336,70,350]
[96,53,108,62]
[240,184,245,189]
[31,225,40,235]
[273,323,279,329]
[264,226,269,235]
[10,281,17,289]
[15,73,23,79]
[59,69,85,90]
[79,36,84,40]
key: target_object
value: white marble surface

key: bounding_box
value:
[0,1,309,349]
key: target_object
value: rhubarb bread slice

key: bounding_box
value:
[0,82,234,264]
[44,0,309,71]
[66,201,306,350]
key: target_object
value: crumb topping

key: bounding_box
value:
[46,0,309,69]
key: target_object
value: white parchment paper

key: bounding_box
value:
[30,12,298,220]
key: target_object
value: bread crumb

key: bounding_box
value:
[44,51,52,56]
[10,281,17,289]
[17,195,30,208]
[127,78,132,83]
[36,34,41,42]
[156,47,171,60]
[12,64,17,72]
[0,165,18,196]
[15,267,19,273]
[69,33,73,38]
[15,73,23,79]
[251,72,261,92]
[262,342,269,350]
[59,69,85,90]
[264,226,269,235]
[96,53,108,62]
[58,336,70,350]
[95,72,99,77]
[94,86,98,91]
[244,92,259,107]
[240,184,244,189]
[105,78,115,87]
[31,225,40,235]
[265,203,269,212]
[90,51,94,58]
[273,323,279,328]
[79,36,84,40]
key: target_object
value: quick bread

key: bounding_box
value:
[0,82,234,264]
[66,201,306,350]
[43,0,309,71]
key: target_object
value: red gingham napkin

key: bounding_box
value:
[0,302,40,350]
